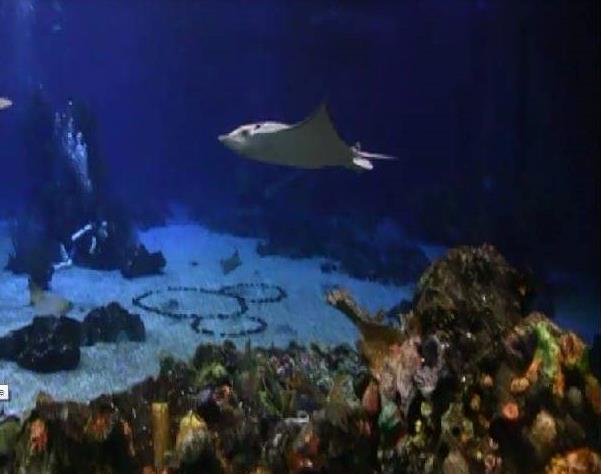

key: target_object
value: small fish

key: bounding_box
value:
[28,279,73,316]
[218,103,396,171]
[0,97,13,110]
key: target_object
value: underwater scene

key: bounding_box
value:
[0,1,599,473]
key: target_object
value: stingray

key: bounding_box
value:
[0,97,13,110]
[218,103,396,171]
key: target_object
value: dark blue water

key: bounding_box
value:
[0,0,599,337]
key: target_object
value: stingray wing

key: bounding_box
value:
[262,104,352,168]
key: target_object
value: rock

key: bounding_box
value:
[82,302,146,345]
[0,303,145,373]
[414,244,527,335]
[319,261,338,274]
[121,244,166,279]
[256,214,429,285]
[413,244,528,377]
[0,316,81,372]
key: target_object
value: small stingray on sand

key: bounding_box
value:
[218,103,396,171]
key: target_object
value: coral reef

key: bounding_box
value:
[0,245,598,473]
[327,244,600,473]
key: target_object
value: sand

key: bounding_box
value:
[0,221,413,415]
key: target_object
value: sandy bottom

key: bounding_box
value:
[1,221,597,415]
[0,221,413,415]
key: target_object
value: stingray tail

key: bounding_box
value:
[350,143,397,171]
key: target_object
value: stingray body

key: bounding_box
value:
[218,104,395,171]
[29,279,73,316]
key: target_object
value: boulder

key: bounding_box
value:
[121,244,166,279]
[0,316,81,373]
[82,302,146,346]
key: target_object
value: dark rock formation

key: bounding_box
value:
[81,302,146,346]
[4,218,56,290]
[0,303,145,373]
[413,244,529,374]
[257,216,429,285]
[0,316,81,373]
[120,244,166,279]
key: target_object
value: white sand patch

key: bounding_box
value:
[0,222,412,415]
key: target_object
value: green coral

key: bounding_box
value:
[378,400,401,433]
[534,322,561,382]
[194,362,229,388]
[0,418,21,458]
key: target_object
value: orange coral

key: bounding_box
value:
[553,370,565,398]
[525,357,542,385]
[85,411,114,442]
[501,402,519,421]
[29,419,48,454]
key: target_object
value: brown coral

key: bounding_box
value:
[559,332,586,369]
[84,410,115,442]
[510,377,530,395]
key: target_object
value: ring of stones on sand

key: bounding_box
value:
[132,283,287,337]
